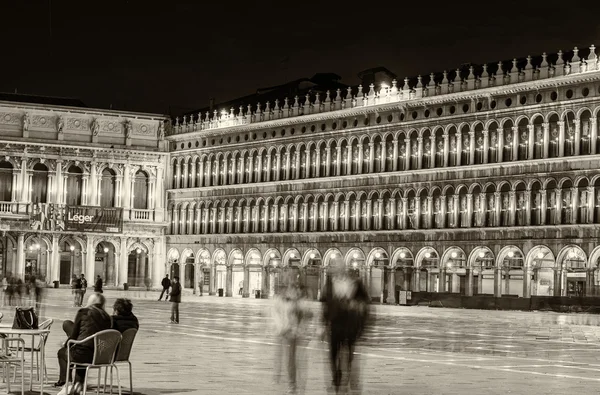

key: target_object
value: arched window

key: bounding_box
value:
[0,161,13,202]
[65,165,83,206]
[133,170,149,209]
[100,168,116,207]
[32,163,48,204]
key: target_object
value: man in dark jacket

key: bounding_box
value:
[169,276,181,324]
[111,298,139,333]
[158,274,171,301]
[55,293,112,394]
[322,265,370,394]
[94,275,103,293]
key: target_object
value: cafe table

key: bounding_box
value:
[0,325,51,395]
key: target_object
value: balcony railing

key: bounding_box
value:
[129,208,155,221]
[0,201,28,215]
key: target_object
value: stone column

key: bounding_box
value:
[51,234,60,283]
[377,199,383,230]
[417,137,423,169]
[335,147,342,176]
[574,119,581,156]
[512,126,519,161]
[256,155,263,183]
[243,266,250,298]
[527,125,535,159]
[404,139,411,170]
[440,133,449,167]
[225,265,233,297]
[509,191,516,226]
[497,128,504,162]
[389,198,396,230]
[494,192,502,226]
[386,268,396,304]
[525,189,532,226]
[119,237,128,287]
[380,141,386,172]
[587,186,595,224]
[401,198,408,230]
[429,136,436,169]
[468,131,475,165]
[456,132,462,166]
[466,194,473,227]
[542,123,550,158]
[314,150,320,178]
[493,267,502,297]
[591,118,598,155]
[368,142,375,173]
[558,121,565,157]
[571,187,578,224]
[465,268,473,296]
[482,130,489,163]
[540,189,547,225]
[325,148,331,177]
[392,139,399,171]
[85,237,95,280]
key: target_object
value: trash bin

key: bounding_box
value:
[255,290,261,299]
[53,280,59,289]
[123,283,129,291]
[218,288,224,297]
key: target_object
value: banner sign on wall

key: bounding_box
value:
[30,203,123,234]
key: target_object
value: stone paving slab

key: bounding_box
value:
[1,291,600,394]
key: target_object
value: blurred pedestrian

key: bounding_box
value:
[271,278,312,394]
[71,274,82,307]
[169,276,181,324]
[34,275,45,317]
[2,274,8,307]
[80,274,87,301]
[158,274,170,301]
[322,265,370,394]
[94,275,103,293]
[7,275,16,306]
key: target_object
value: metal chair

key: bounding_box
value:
[67,329,122,395]
[105,328,137,394]
[6,318,53,382]
[0,336,25,395]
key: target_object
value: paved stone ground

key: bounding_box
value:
[2,290,600,394]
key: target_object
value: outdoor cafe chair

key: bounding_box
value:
[0,336,25,395]
[66,329,122,395]
[105,328,137,394]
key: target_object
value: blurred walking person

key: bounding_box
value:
[272,279,311,394]
[158,274,171,301]
[2,274,8,307]
[169,276,181,324]
[322,265,370,394]
[71,274,82,307]
[94,275,103,293]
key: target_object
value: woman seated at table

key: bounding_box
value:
[55,293,112,394]
[111,298,139,333]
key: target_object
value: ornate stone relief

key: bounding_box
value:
[66,117,89,131]
[31,114,55,129]
[0,112,21,125]
[101,120,122,134]
[133,123,155,136]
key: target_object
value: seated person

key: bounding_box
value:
[111,298,139,333]
[55,293,112,394]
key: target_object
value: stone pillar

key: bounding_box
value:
[404,139,411,170]
[591,118,598,155]
[242,266,250,298]
[225,265,233,297]
[357,145,363,174]
[494,192,502,226]
[85,237,95,280]
[456,132,462,166]
[469,131,475,165]
[465,268,473,296]
[512,126,519,161]
[387,268,396,304]
[119,237,128,287]
[208,265,215,295]
[314,150,320,178]
[497,128,504,162]
[587,186,595,224]
[527,125,535,159]
[16,232,25,278]
[51,234,60,283]
[443,133,449,167]
[493,267,502,297]
[525,189,532,226]
[542,123,550,158]
[325,148,331,177]
[574,119,581,156]
[523,266,531,298]
[379,141,386,172]
[429,136,436,169]
[509,191,516,226]
[335,146,342,176]
[438,268,446,292]
[392,139,398,171]
[482,130,489,163]
[417,137,423,169]
[558,121,565,157]
[571,187,578,224]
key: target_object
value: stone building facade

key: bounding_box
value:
[166,45,600,303]
[0,98,170,289]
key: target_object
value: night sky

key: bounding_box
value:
[1,0,599,116]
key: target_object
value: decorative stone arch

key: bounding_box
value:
[456,121,471,133]
[322,248,343,267]
[415,186,428,196]
[529,113,545,124]
[390,247,414,268]
[495,180,510,192]
[467,246,495,270]
[366,247,389,267]
[345,248,366,269]
[495,245,525,269]
[429,186,441,197]
[283,195,294,205]
[127,240,149,255]
[394,129,407,141]
[455,184,468,195]
[593,105,600,117]
[391,188,403,199]
[544,111,560,123]
[512,179,527,191]
[59,235,86,252]
[263,248,282,267]
[587,246,600,270]
[525,245,555,269]
[196,248,211,266]
[212,249,227,266]
[470,120,485,130]
[468,182,483,194]
[301,248,322,267]
[484,119,499,130]
[542,177,558,189]
[334,192,345,202]
[228,248,244,266]
[24,234,51,251]
[166,248,180,265]
[556,245,588,270]
[443,123,457,135]
[498,116,515,128]
[414,246,439,269]
[244,248,262,267]
[576,107,593,119]
[367,190,379,200]
[441,184,454,196]
[381,131,395,141]
[514,114,530,126]
[440,246,467,270]
[282,248,301,267]
[557,176,574,189]
[573,175,590,187]
[560,108,577,121]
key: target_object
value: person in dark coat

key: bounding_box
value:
[158,274,171,301]
[322,264,370,394]
[111,298,139,333]
[55,293,112,394]
[169,276,181,324]
[94,275,103,293]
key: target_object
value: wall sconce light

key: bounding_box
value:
[136,248,142,254]
[104,247,109,253]
[70,245,75,252]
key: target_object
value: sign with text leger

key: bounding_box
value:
[65,206,123,234]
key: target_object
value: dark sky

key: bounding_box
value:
[1,0,599,115]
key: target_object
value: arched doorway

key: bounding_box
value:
[391,247,413,294]
[497,246,524,297]
[25,236,49,281]
[181,249,195,289]
[59,238,83,285]
[0,161,13,202]
[469,247,495,295]
[415,247,439,292]
[301,248,322,300]
[229,249,244,297]
[367,248,388,303]
[128,245,149,287]
[212,250,227,296]
[197,249,211,295]
[265,250,282,297]
[527,246,555,297]
[94,242,116,286]
[167,249,180,283]
[557,246,587,297]
[245,249,262,298]
[440,247,467,294]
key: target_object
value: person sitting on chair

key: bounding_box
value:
[55,293,112,394]
[111,298,139,333]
